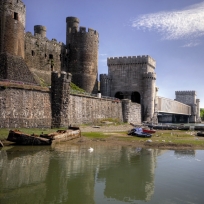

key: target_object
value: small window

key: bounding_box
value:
[32,50,35,56]
[14,12,18,20]
[45,54,47,59]
[49,54,53,59]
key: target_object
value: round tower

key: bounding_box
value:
[34,25,46,38]
[0,0,26,58]
[142,72,156,122]
[66,16,99,94]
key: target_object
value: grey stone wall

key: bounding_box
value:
[0,86,51,128]
[122,99,141,124]
[68,94,123,126]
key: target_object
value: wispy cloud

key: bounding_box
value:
[132,2,204,41]
[99,53,107,56]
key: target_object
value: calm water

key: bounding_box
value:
[0,144,204,204]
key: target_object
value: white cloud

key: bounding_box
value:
[99,54,107,56]
[182,41,200,47]
[132,2,204,41]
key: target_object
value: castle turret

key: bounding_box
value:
[34,25,46,38]
[142,72,156,122]
[66,17,99,94]
[0,0,26,58]
[100,74,111,96]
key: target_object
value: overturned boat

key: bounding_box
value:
[7,127,81,145]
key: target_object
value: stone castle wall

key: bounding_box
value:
[24,31,67,85]
[0,85,51,128]
[0,83,141,128]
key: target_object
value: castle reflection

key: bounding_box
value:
[0,145,166,203]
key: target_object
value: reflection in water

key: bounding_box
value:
[174,150,195,158]
[1,144,196,204]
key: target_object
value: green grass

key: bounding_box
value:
[82,132,109,139]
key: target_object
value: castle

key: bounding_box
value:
[0,0,201,128]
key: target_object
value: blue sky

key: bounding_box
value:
[23,0,204,107]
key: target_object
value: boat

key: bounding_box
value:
[7,130,52,145]
[131,131,152,138]
[142,128,156,134]
[128,129,152,138]
[6,127,81,145]
[197,132,204,137]
[40,126,81,143]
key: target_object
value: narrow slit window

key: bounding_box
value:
[32,50,35,56]
[14,12,18,20]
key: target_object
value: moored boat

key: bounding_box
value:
[142,128,156,134]
[7,130,52,145]
[197,132,204,137]
[6,127,81,145]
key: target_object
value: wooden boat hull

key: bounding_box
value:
[7,130,52,145]
[7,127,81,145]
[41,128,81,143]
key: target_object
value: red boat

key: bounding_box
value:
[142,128,156,134]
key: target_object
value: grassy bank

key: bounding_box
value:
[82,129,204,149]
[1,127,204,149]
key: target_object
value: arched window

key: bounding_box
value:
[115,92,124,100]
[131,92,141,104]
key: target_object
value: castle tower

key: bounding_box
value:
[34,25,46,38]
[51,71,72,128]
[0,0,26,58]
[66,16,99,94]
[100,74,111,96]
[142,72,156,121]
[175,91,197,122]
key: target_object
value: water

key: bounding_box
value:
[0,144,204,204]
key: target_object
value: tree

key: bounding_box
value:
[200,108,204,121]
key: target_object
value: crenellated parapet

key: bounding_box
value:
[107,55,156,68]
[175,91,196,96]
[100,74,111,81]
[143,72,156,80]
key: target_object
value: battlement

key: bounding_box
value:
[25,32,63,46]
[196,99,200,102]
[100,74,111,80]
[143,72,156,80]
[175,91,196,96]
[70,26,99,35]
[34,25,46,38]
[51,71,72,83]
[107,55,156,67]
